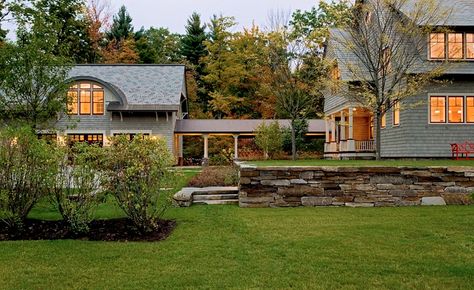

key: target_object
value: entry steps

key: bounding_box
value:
[173,187,239,207]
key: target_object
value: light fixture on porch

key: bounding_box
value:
[435,110,440,114]
[353,108,357,111]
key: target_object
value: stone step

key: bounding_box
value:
[193,194,239,201]
[193,199,239,205]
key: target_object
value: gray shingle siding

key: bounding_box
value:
[381,80,474,158]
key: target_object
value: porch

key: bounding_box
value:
[324,106,376,159]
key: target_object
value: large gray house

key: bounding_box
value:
[324,0,474,159]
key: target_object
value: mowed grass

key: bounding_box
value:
[1,170,473,289]
[248,159,474,167]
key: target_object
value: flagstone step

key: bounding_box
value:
[192,199,239,205]
[193,194,239,201]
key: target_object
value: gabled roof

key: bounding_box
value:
[175,119,326,134]
[69,65,187,108]
[399,0,474,27]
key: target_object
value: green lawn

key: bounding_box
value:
[247,159,474,167]
[1,171,473,289]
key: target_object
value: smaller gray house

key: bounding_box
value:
[54,64,188,155]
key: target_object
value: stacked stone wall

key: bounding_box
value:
[239,166,474,207]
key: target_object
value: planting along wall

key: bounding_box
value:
[238,165,474,207]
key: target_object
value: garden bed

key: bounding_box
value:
[0,218,176,242]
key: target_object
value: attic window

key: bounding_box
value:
[429,33,445,59]
[448,33,464,59]
[467,33,474,59]
[382,47,392,72]
[364,11,372,24]
[331,64,341,80]
[68,82,105,116]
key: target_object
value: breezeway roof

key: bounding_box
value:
[175,119,326,135]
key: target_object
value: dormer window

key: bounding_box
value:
[68,82,105,115]
[448,33,464,59]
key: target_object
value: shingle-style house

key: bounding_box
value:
[53,64,326,162]
[324,0,474,159]
[55,64,189,153]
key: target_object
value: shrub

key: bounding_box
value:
[104,135,175,233]
[188,166,239,187]
[52,143,104,234]
[255,121,283,159]
[0,126,58,230]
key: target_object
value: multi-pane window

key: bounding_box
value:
[448,96,464,123]
[448,33,464,59]
[430,33,446,59]
[467,97,474,123]
[467,33,474,59]
[113,133,150,140]
[430,96,446,123]
[393,101,400,126]
[381,112,386,128]
[430,95,474,124]
[68,82,105,115]
[68,134,104,146]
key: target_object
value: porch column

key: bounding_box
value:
[330,115,336,142]
[233,134,239,160]
[349,107,354,140]
[202,134,209,166]
[348,106,355,152]
[325,118,330,143]
[340,111,346,140]
[178,135,184,159]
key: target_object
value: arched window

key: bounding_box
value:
[68,82,105,115]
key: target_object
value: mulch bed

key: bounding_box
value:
[0,218,176,242]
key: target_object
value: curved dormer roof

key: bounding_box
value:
[68,64,187,111]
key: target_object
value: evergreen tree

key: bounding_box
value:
[108,5,133,41]
[180,12,207,67]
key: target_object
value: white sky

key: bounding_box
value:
[112,0,319,33]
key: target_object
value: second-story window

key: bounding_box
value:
[448,33,464,59]
[430,33,445,59]
[68,82,105,115]
[467,33,474,59]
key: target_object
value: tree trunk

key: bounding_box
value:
[291,120,297,161]
[375,111,382,160]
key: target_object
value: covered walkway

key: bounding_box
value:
[174,119,325,162]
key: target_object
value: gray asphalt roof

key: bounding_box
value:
[69,65,186,106]
[175,119,326,134]
[400,0,474,27]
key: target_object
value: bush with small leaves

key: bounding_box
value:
[0,126,58,230]
[104,135,176,233]
[52,143,104,235]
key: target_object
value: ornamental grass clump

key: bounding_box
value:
[0,126,58,230]
[104,135,175,234]
[52,143,104,235]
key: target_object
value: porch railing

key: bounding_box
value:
[355,140,375,152]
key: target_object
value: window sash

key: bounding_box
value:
[93,91,104,115]
[448,33,464,59]
[430,96,446,123]
[80,90,91,115]
[467,33,474,59]
[68,82,105,116]
[393,101,400,126]
[467,97,474,123]
[430,33,445,59]
[448,96,464,123]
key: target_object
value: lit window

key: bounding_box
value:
[365,11,372,24]
[93,91,104,115]
[430,33,445,59]
[381,112,386,128]
[331,64,341,80]
[382,47,392,72]
[68,134,103,146]
[467,97,474,123]
[430,96,446,123]
[80,90,91,115]
[67,90,78,114]
[393,101,400,126]
[448,33,463,59]
[467,33,474,59]
[448,96,464,123]
[68,82,105,116]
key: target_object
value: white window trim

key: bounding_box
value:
[428,94,474,125]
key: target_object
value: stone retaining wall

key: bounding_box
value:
[238,165,474,207]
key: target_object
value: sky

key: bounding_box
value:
[112,0,319,33]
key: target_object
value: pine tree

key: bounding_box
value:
[108,5,133,41]
[180,12,207,67]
